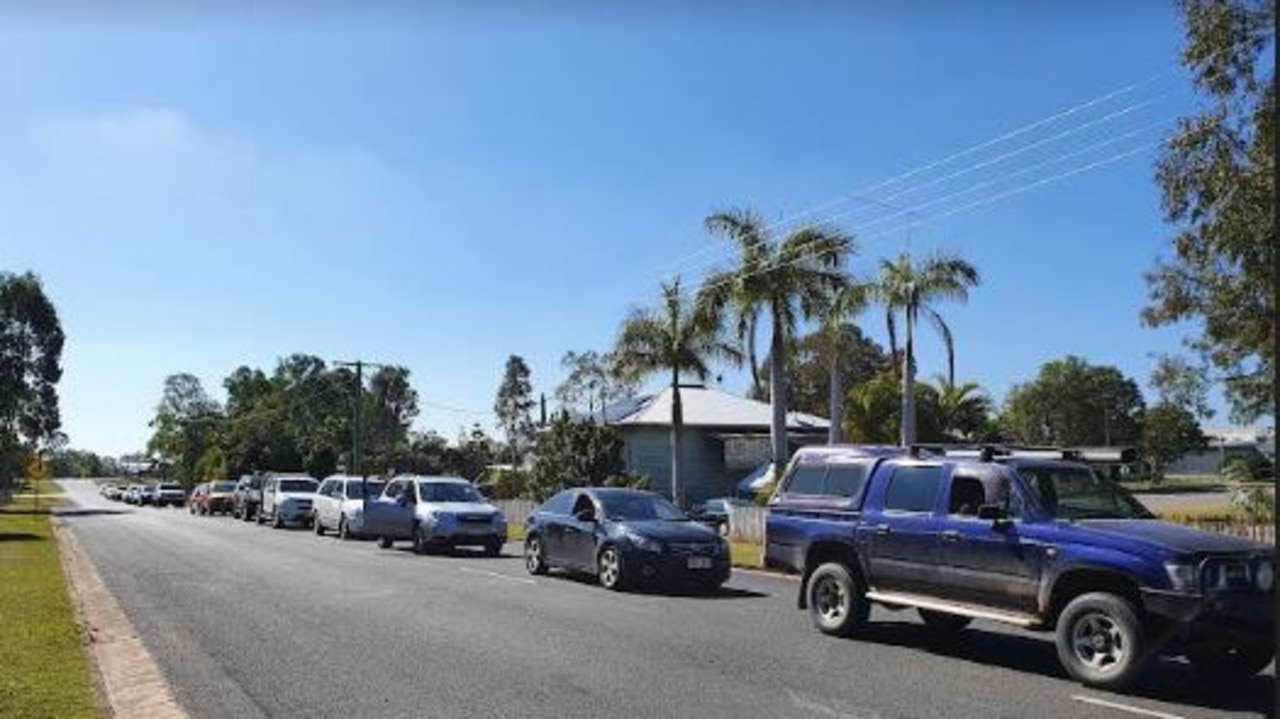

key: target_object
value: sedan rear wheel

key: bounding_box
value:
[598,546,625,591]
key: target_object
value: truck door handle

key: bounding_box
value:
[941,530,961,542]
[873,524,891,536]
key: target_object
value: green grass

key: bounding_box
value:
[0,483,101,719]
[730,540,764,569]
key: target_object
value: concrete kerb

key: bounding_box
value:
[53,518,189,719]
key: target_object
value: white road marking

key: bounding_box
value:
[459,567,537,585]
[1071,695,1190,719]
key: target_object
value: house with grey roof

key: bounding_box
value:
[604,384,829,504]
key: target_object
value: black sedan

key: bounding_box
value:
[523,487,730,591]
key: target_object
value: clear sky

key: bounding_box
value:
[0,1,1241,456]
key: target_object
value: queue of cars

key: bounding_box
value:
[94,442,1275,690]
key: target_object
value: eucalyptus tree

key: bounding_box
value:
[874,250,979,446]
[613,278,739,506]
[696,209,851,471]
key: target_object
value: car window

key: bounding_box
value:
[318,480,334,496]
[384,481,403,499]
[348,480,384,499]
[823,464,870,498]
[883,465,943,513]
[947,475,987,516]
[782,464,826,495]
[542,490,575,515]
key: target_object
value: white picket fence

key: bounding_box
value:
[728,505,768,543]
[724,506,1275,545]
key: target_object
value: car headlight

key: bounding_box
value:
[1164,562,1199,593]
[1254,560,1274,592]
[624,531,663,552]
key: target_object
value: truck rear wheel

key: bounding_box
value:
[1055,592,1147,691]
[806,562,869,638]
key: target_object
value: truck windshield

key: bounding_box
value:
[278,480,317,493]
[1019,466,1154,520]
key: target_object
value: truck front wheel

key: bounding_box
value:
[1055,592,1147,690]
[806,562,869,638]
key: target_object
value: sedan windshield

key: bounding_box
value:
[1019,466,1154,520]
[598,493,687,522]
[418,482,482,503]
[211,482,236,492]
[278,480,318,493]
[347,481,385,500]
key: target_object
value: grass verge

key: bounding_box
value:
[0,482,100,719]
[730,540,763,569]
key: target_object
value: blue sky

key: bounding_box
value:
[0,2,1239,455]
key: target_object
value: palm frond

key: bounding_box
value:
[923,306,956,385]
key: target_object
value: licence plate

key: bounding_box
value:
[687,557,712,569]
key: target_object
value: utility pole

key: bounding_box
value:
[334,360,387,478]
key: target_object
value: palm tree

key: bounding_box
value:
[930,375,992,441]
[818,281,872,444]
[613,278,740,507]
[696,209,851,474]
[874,250,980,446]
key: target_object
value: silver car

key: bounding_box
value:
[312,475,387,539]
[363,476,507,556]
[257,475,319,528]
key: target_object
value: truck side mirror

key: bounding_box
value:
[977,504,1011,528]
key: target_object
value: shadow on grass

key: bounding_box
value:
[0,532,42,542]
[848,618,1275,715]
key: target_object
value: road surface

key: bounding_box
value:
[57,480,1274,719]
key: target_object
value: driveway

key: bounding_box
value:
[56,480,1273,719]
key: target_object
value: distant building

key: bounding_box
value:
[1167,426,1275,476]
[604,384,829,504]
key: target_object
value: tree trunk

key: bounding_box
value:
[901,306,917,447]
[671,369,684,508]
[769,316,789,474]
[828,346,844,445]
[747,313,762,398]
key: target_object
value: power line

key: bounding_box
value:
[644,69,1176,280]
[676,119,1170,282]
[672,95,1172,283]
[688,138,1160,301]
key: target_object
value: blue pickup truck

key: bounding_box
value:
[765,445,1275,690]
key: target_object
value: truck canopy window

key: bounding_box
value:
[883,466,943,513]
[824,464,869,498]
[783,464,826,496]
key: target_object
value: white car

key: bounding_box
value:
[363,476,507,556]
[256,474,319,528]
[312,475,387,539]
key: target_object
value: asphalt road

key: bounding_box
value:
[57,480,1274,719]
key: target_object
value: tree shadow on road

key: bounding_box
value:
[850,619,1275,715]
[0,532,41,542]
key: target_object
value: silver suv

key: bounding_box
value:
[257,475,319,528]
